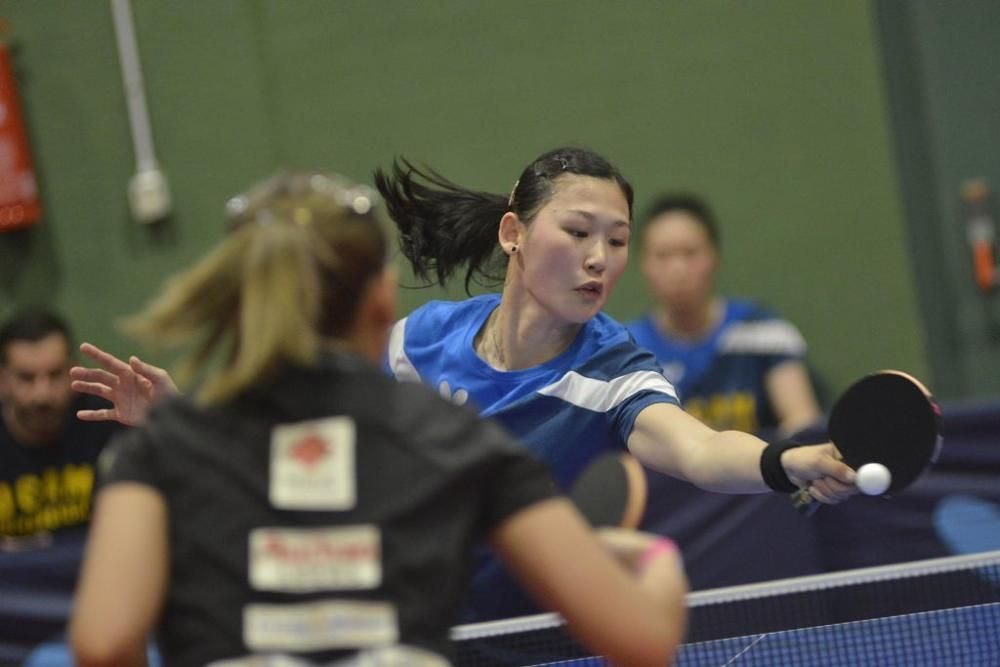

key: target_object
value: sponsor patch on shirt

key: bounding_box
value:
[249,525,381,592]
[208,644,449,667]
[269,417,356,510]
[243,599,398,651]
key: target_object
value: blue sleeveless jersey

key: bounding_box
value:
[626,299,806,434]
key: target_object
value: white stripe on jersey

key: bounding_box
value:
[717,320,806,356]
[387,318,422,384]
[537,370,677,413]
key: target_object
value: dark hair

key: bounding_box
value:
[641,194,721,251]
[374,147,634,293]
[0,309,74,365]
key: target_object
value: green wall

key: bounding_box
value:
[0,0,928,398]
[876,0,1000,400]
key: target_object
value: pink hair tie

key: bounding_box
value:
[639,538,678,571]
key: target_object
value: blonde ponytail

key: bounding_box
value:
[123,171,385,405]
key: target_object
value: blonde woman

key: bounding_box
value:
[69,172,687,667]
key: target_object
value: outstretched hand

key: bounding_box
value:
[70,342,178,426]
[781,443,858,504]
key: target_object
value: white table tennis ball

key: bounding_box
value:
[856,463,892,496]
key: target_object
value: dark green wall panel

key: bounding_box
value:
[876,0,1000,399]
[0,0,928,396]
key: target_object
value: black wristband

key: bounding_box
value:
[760,439,804,492]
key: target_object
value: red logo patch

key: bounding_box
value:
[290,434,329,467]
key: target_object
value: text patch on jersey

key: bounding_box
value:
[269,417,356,510]
[249,525,381,592]
[243,599,398,651]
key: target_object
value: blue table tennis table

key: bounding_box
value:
[530,602,1000,666]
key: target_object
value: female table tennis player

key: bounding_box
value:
[373,147,854,618]
[69,172,687,667]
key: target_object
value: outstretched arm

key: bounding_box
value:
[628,402,856,503]
[70,342,178,426]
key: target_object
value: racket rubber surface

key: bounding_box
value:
[570,453,648,529]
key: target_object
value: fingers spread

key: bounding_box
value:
[71,380,114,401]
[70,366,118,386]
[129,356,163,375]
[79,342,131,373]
[76,408,114,422]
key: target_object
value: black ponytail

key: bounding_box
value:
[374,158,508,292]
[374,147,633,293]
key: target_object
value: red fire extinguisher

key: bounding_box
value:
[0,38,42,232]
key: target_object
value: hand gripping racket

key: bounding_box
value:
[792,370,943,514]
[570,452,648,529]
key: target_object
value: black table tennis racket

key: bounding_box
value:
[570,452,648,529]
[792,370,943,514]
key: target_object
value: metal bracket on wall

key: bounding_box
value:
[110,0,172,224]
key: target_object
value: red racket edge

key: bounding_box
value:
[618,454,647,529]
[870,371,943,490]
[884,370,944,466]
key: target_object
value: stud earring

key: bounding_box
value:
[510,245,518,254]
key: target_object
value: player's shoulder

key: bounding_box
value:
[537,315,678,412]
[573,313,666,379]
[388,295,497,380]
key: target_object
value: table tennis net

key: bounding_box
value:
[451,549,1000,666]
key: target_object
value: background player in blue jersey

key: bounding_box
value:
[627,194,826,591]
[628,194,821,436]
